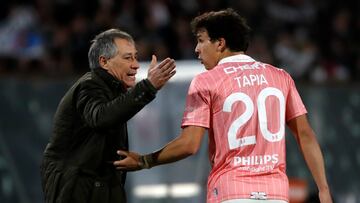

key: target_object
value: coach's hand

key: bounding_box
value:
[114,150,142,171]
[147,55,176,90]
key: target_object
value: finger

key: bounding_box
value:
[149,55,157,70]
[164,69,176,80]
[156,58,172,70]
[115,166,127,170]
[162,63,176,75]
[168,69,176,77]
[161,60,176,74]
[162,66,176,78]
[113,160,123,166]
[154,62,174,78]
[117,150,128,156]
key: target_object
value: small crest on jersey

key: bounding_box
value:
[250,192,267,200]
[213,188,218,196]
[184,106,195,112]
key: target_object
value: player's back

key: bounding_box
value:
[192,55,306,202]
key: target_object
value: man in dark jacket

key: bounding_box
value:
[40,28,176,203]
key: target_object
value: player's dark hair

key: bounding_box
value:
[191,8,251,52]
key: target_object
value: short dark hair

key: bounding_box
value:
[88,29,134,69]
[191,8,251,52]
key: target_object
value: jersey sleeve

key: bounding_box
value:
[286,76,307,121]
[181,76,210,128]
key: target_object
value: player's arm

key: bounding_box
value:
[113,126,206,170]
[287,114,333,203]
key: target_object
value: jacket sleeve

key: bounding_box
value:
[75,79,157,128]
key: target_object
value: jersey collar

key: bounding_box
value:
[218,54,255,65]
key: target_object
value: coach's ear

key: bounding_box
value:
[99,56,109,70]
[217,38,226,52]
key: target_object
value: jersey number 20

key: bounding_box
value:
[223,87,285,150]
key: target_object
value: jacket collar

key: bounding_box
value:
[92,68,126,92]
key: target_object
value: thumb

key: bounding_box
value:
[117,150,128,156]
[149,55,157,70]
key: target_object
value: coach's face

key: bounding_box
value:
[100,38,139,88]
[194,30,222,70]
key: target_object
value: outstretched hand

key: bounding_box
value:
[113,150,142,171]
[147,55,176,90]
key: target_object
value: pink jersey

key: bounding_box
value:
[181,54,307,203]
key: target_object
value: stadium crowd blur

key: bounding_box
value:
[0,0,358,83]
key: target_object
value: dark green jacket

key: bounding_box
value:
[41,68,157,203]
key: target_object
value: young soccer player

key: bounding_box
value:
[114,9,332,203]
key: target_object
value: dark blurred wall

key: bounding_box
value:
[0,0,359,82]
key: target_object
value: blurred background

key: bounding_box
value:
[0,0,359,203]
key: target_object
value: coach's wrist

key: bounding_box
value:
[139,154,154,169]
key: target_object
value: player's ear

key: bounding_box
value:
[217,38,226,52]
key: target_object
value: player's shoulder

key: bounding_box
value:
[264,63,293,79]
[189,69,217,91]
[264,63,285,73]
[192,68,214,82]
[190,72,207,87]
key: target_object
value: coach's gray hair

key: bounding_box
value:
[88,29,134,69]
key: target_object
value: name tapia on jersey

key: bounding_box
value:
[234,74,268,88]
[222,62,269,88]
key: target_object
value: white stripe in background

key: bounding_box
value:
[170,183,201,198]
[134,184,167,198]
[134,183,201,198]
[138,60,204,82]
